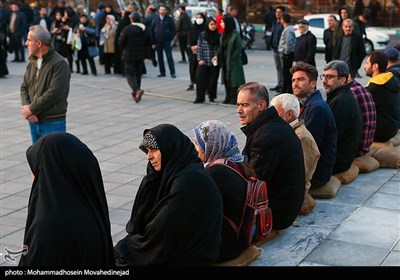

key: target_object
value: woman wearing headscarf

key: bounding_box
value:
[19,132,114,267]
[186,12,207,92]
[213,15,245,104]
[114,124,223,266]
[193,120,256,262]
[194,18,220,103]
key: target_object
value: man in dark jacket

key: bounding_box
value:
[365,51,400,141]
[294,19,316,66]
[119,12,150,104]
[291,62,337,189]
[237,82,305,230]
[20,25,71,144]
[175,5,191,63]
[332,18,366,79]
[151,5,176,78]
[323,60,363,174]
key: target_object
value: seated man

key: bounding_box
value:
[322,60,363,174]
[290,62,337,188]
[365,51,400,142]
[237,82,305,230]
[271,93,320,215]
[348,74,376,156]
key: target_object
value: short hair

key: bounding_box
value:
[290,62,319,81]
[368,51,388,73]
[238,82,269,106]
[178,5,185,11]
[324,60,349,78]
[29,25,52,46]
[275,6,285,12]
[270,93,300,119]
[282,13,291,24]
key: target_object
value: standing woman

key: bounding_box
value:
[194,18,220,103]
[186,12,207,91]
[100,14,118,74]
[213,15,245,104]
[114,124,223,266]
[19,132,114,267]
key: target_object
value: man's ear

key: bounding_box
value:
[259,100,267,111]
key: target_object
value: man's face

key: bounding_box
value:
[322,69,345,94]
[275,9,283,20]
[292,71,316,100]
[237,90,264,125]
[298,23,308,34]
[342,20,353,36]
[340,9,349,20]
[25,31,40,57]
[364,56,373,77]
[159,6,166,16]
[327,16,336,29]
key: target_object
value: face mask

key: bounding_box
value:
[195,18,204,25]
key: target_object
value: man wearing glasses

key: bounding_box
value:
[323,60,363,175]
[290,62,336,189]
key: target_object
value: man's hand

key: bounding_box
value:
[21,105,38,122]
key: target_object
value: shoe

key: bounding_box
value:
[132,92,137,102]
[93,73,97,76]
[171,74,176,78]
[157,74,166,77]
[193,99,204,104]
[269,85,282,91]
[186,84,194,91]
[135,90,144,103]
[222,99,230,104]
[152,59,157,67]
[179,60,187,64]
[11,59,20,62]
[81,72,88,75]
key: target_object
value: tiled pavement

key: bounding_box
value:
[0,48,399,267]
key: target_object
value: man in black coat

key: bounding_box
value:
[323,60,363,174]
[294,19,317,66]
[119,12,151,103]
[237,82,305,230]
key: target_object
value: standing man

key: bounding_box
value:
[20,25,70,144]
[278,13,296,94]
[237,82,305,230]
[175,5,191,64]
[269,6,285,93]
[119,12,150,103]
[323,14,338,63]
[294,19,317,66]
[151,5,176,78]
[332,18,366,79]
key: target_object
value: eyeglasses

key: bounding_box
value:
[320,74,338,80]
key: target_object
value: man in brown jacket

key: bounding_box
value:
[271,93,320,215]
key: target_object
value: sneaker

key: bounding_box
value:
[157,74,166,77]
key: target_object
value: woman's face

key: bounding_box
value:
[193,142,206,163]
[146,147,162,171]
[208,20,217,31]
[220,19,225,29]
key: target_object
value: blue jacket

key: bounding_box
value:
[151,14,176,43]
[300,90,337,183]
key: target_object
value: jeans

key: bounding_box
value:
[156,41,175,75]
[29,120,66,144]
[273,51,283,88]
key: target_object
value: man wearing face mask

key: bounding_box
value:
[151,5,176,78]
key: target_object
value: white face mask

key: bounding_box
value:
[195,18,204,25]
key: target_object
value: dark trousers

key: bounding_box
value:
[178,34,188,61]
[188,49,198,84]
[224,82,239,105]
[281,52,294,94]
[79,57,97,75]
[103,53,114,74]
[10,34,24,61]
[125,60,144,94]
[196,64,220,101]
[156,41,175,75]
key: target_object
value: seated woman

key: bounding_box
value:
[19,132,114,267]
[114,124,223,266]
[193,120,256,262]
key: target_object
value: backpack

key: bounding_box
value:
[209,158,273,246]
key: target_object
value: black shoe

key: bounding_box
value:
[179,60,187,64]
[222,99,230,104]
[157,74,166,77]
[186,85,194,91]
[171,74,176,78]
[269,85,282,91]
[193,99,204,104]
[81,72,88,75]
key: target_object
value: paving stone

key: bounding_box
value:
[365,192,400,211]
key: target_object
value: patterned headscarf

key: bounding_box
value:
[139,130,159,153]
[193,120,244,165]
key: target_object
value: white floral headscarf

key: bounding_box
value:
[193,120,244,165]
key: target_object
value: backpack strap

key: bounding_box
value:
[208,158,250,237]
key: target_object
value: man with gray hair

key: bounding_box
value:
[20,25,71,144]
[322,60,363,174]
[271,93,320,215]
